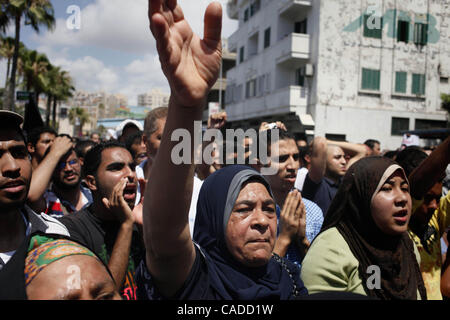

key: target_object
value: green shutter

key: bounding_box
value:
[414,23,428,45]
[362,68,370,89]
[362,68,380,91]
[395,72,407,93]
[374,70,380,90]
[412,74,425,95]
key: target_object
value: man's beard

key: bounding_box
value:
[54,176,81,191]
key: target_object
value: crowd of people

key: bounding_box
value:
[0,0,449,301]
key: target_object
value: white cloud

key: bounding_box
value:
[47,55,120,93]
[24,0,238,106]
[122,54,170,105]
[33,0,237,54]
[33,0,153,54]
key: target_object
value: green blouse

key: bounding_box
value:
[300,227,421,298]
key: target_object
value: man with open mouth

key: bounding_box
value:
[58,141,145,300]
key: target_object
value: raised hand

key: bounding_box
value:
[279,190,303,241]
[102,178,134,224]
[49,135,73,158]
[148,0,222,108]
[208,111,227,129]
[295,192,307,243]
[273,189,305,257]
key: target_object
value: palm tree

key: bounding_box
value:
[42,62,56,125]
[68,107,90,137]
[17,47,49,102]
[2,0,55,111]
[48,67,75,126]
[0,37,24,88]
[0,1,11,34]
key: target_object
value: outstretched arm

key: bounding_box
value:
[408,136,450,199]
[103,178,135,292]
[144,0,222,298]
[327,139,367,169]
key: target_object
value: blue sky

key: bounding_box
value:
[1,0,238,105]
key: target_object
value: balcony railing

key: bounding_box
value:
[276,33,310,66]
[279,0,313,20]
[211,78,228,91]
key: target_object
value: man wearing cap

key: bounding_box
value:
[0,111,69,299]
[115,119,143,144]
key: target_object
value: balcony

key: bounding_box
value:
[211,78,228,92]
[276,33,310,67]
[226,85,308,120]
[279,0,313,20]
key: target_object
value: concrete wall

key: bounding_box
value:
[315,0,449,149]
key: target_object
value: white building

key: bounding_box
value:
[138,88,170,109]
[203,38,237,121]
[225,0,450,149]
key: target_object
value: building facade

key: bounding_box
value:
[203,38,237,122]
[225,0,450,149]
[137,88,170,109]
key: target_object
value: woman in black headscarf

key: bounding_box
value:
[300,157,427,300]
[136,165,307,299]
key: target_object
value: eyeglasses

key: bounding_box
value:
[57,159,79,170]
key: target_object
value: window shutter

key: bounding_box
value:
[395,72,407,93]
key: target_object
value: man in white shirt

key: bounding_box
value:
[136,107,202,236]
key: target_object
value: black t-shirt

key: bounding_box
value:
[136,244,212,300]
[59,206,144,300]
[0,233,30,300]
[302,174,339,216]
[135,245,306,300]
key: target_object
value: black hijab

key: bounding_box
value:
[193,165,307,299]
[320,157,426,300]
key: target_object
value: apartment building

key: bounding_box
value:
[204,38,237,121]
[137,88,170,109]
[225,0,450,149]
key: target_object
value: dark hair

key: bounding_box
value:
[383,150,399,160]
[125,131,143,157]
[395,146,428,177]
[364,139,380,149]
[27,126,57,146]
[144,107,168,135]
[259,128,296,156]
[75,140,96,159]
[58,133,74,142]
[83,141,128,177]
